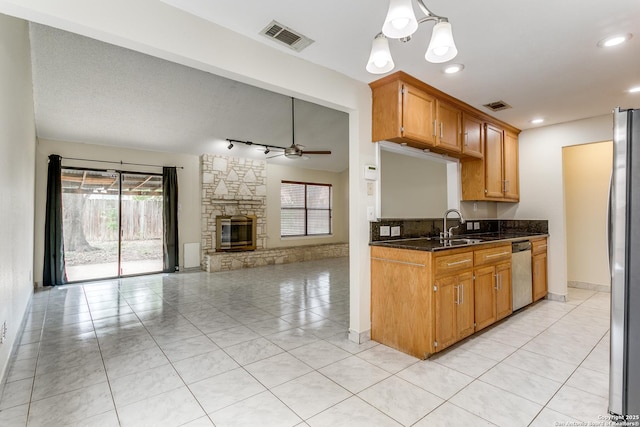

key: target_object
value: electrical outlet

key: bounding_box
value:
[466,222,473,230]
[380,226,390,237]
[391,226,401,237]
[474,222,480,230]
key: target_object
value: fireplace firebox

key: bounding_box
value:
[216,215,257,252]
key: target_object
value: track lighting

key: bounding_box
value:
[227,142,233,150]
[367,0,458,74]
[264,148,270,154]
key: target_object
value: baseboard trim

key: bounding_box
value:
[568,281,611,293]
[547,292,567,302]
[348,329,371,344]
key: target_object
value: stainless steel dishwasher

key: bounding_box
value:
[511,241,533,311]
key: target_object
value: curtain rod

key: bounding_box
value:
[61,156,184,170]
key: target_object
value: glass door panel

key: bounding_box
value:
[119,173,164,276]
[62,169,120,281]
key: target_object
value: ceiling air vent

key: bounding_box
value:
[260,20,314,52]
[483,100,512,112]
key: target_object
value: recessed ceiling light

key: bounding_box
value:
[443,64,464,74]
[597,33,633,48]
[629,86,640,93]
[530,118,544,124]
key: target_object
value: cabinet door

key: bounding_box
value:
[495,262,513,320]
[462,113,484,158]
[484,124,504,198]
[402,83,436,146]
[503,131,519,200]
[434,275,458,351]
[474,265,497,331]
[456,271,475,340]
[436,101,462,152]
[532,251,548,301]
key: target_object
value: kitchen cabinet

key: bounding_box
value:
[461,122,520,202]
[434,251,474,351]
[473,244,512,332]
[435,100,462,153]
[371,240,521,359]
[532,238,548,301]
[370,246,434,358]
[370,72,517,159]
[462,113,484,158]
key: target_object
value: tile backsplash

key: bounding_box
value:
[370,218,548,242]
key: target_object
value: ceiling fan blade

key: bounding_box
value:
[301,150,332,155]
[266,153,285,159]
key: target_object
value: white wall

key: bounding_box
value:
[34,138,201,284]
[0,14,36,381]
[266,164,348,248]
[498,114,613,298]
[380,151,447,218]
[563,141,612,288]
[0,0,375,341]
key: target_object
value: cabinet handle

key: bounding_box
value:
[505,180,510,193]
[454,285,460,305]
[494,274,502,290]
[459,284,464,304]
[433,120,437,137]
[440,122,444,139]
[464,132,468,146]
[538,244,547,249]
[486,252,510,259]
[447,259,472,267]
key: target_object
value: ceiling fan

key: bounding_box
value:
[226,97,332,159]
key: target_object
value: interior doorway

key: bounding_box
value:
[562,141,613,290]
[61,168,164,282]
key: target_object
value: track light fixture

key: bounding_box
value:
[367,0,458,74]
[227,142,233,150]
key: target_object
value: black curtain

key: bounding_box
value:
[163,167,179,273]
[43,154,67,286]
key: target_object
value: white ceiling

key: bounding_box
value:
[29,24,350,172]
[24,0,640,172]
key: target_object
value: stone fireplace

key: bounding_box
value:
[201,154,266,264]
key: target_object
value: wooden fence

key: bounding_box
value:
[74,198,163,242]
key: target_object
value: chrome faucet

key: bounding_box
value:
[442,209,465,239]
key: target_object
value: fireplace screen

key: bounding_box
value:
[216,215,257,251]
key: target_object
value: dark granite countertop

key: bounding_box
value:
[370,232,549,252]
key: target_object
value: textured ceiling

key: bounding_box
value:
[29,24,350,172]
[22,0,640,173]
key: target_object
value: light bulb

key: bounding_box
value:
[382,0,418,39]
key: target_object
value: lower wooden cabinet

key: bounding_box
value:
[371,240,532,359]
[434,271,474,351]
[532,238,548,301]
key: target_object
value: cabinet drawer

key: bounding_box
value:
[532,239,547,255]
[474,245,511,266]
[434,251,473,276]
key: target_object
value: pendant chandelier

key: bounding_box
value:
[367,0,458,74]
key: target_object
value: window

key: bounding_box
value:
[281,181,332,237]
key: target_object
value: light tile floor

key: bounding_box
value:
[0,258,612,426]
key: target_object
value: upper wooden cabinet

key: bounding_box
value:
[371,72,513,158]
[462,113,484,158]
[370,72,521,201]
[461,123,520,202]
[435,100,462,153]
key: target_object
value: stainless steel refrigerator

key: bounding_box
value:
[609,107,640,416]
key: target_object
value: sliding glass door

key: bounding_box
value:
[61,168,163,282]
[119,173,163,276]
